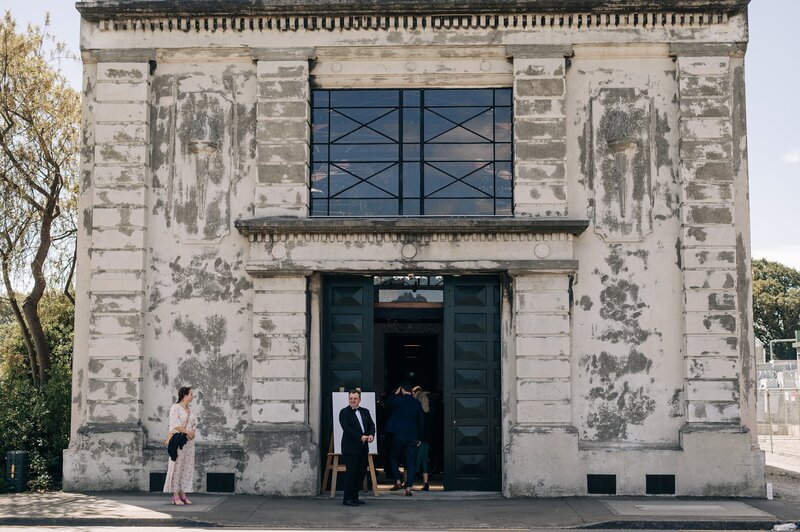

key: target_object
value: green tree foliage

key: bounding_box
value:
[0,293,73,491]
[0,12,80,387]
[752,259,800,360]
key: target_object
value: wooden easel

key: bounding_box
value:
[321,431,379,498]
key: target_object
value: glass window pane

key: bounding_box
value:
[496,163,513,197]
[494,107,512,142]
[403,163,420,197]
[424,143,494,161]
[313,109,329,143]
[330,144,398,162]
[311,163,328,197]
[495,198,512,215]
[331,90,399,107]
[311,198,328,215]
[425,107,493,143]
[424,89,493,106]
[403,108,421,143]
[402,199,420,216]
[378,289,442,303]
[313,144,329,162]
[330,109,398,144]
[403,144,420,161]
[313,90,329,108]
[403,90,421,107]
[333,163,399,198]
[424,198,494,215]
[330,199,399,216]
[494,89,511,106]
[495,143,512,161]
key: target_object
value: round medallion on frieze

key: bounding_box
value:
[405,62,417,72]
[271,243,287,260]
[534,243,551,259]
[480,60,492,72]
[401,243,417,260]
[331,62,342,73]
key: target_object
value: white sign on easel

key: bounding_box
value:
[332,392,378,455]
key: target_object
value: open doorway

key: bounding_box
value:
[321,274,502,493]
[373,275,445,492]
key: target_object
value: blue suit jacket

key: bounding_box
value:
[384,393,425,441]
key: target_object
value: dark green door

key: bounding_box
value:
[321,276,374,452]
[443,276,502,491]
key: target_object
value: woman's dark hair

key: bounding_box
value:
[177,386,192,403]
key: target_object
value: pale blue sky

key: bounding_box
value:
[5,0,798,268]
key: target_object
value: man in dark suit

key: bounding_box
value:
[339,389,375,506]
[384,380,425,496]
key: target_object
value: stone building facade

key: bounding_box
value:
[65,0,765,496]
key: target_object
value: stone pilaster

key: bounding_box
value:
[250,276,309,423]
[64,58,152,490]
[513,274,572,424]
[511,45,571,217]
[674,46,741,425]
[505,271,580,496]
[254,50,312,217]
[241,274,318,495]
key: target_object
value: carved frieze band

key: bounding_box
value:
[247,232,575,244]
[95,12,730,33]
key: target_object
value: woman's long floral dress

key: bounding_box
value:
[163,403,197,493]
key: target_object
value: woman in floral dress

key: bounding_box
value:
[163,386,197,505]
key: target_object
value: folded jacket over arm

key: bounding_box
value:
[167,432,189,461]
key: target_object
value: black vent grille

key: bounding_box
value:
[149,471,166,492]
[587,474,616,495]
[646,474,676,495]
[207,472,236,493]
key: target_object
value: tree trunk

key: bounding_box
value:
[23,209,55,385]
[64,247,76,305]
[2,263,40,387]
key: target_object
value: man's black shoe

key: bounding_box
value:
[343,500,359,507]
[356,500,366,505]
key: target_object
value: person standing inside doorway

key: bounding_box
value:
[412,385,432,491]
[339,389,375,506]
[384,381,425,496]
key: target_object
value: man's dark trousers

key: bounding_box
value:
[389,436,418,487]
[343,442,369,503]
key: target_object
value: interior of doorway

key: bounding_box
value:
[374,312,445,491]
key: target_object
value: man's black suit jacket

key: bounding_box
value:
[339,406,375,455]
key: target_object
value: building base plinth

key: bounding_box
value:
[505,424,582,497]
[63,423,146,491]
[504,423,765,497]
[239,423,319,495]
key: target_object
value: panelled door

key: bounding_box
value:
[443,276,502,491]
[321,276,374,450]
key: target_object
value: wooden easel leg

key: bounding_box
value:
[367,455,379,497]
[322,455,332,494]
[330,455,339,498]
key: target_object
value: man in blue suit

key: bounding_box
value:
[384,380,425,496]
[339,389,375,506]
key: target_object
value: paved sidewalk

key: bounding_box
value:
[0,490,798,529]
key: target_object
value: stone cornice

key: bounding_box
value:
[77,1,750,22]
[235,216,590,238]
[669,42,747,57]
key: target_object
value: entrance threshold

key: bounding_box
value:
[371,490,504,501]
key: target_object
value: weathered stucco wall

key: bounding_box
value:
[67,0,763,496]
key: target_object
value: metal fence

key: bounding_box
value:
[758,387,800,455]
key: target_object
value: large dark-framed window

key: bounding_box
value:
[311,88,513,217]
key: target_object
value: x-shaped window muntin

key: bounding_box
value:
[312,88,512,216]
